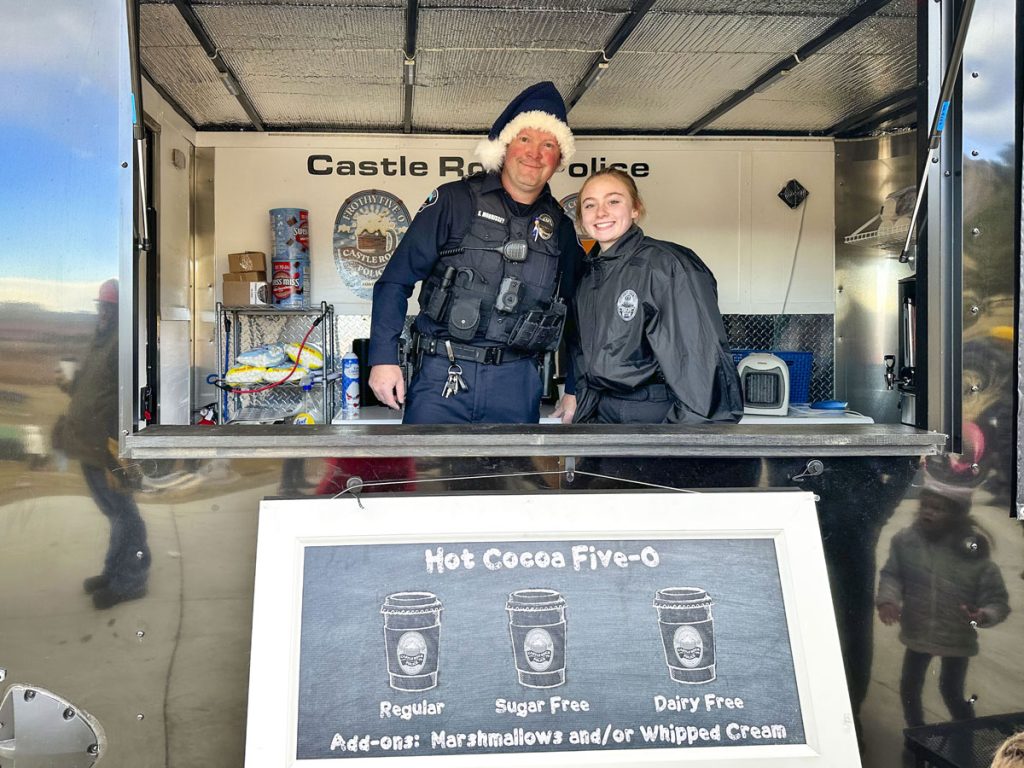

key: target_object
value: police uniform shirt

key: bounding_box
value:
[369,171,583,376]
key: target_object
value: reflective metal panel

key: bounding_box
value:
[834,132,916,424]
[960,0,1017,510]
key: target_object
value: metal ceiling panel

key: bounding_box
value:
[186,0,404,5]
[420,0,631,9]
[229,50,404,128]
[413,55,593,131]
[413,5,612,131]
[192,4,406,129]
[626,11,837,53]
[136,0,919,136]
[139,4,250,126]
[706,14,915,131]
[652,0,862,14]
[419,7,620,50]
[194,5,401,50]
[569,51,781,130]
[878,0,916,18]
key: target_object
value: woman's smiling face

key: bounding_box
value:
[579,174,640,250]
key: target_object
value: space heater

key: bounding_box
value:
[737,353,790,416]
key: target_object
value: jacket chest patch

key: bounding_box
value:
[617,289,639,321]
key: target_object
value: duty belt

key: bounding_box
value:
[413,334,532,365]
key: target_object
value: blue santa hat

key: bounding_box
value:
[474,81,576,173]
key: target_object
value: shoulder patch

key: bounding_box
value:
[417,188,439,213]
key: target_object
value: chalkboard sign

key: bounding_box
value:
[245,492,859,767]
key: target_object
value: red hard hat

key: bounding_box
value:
[97,279,118,304]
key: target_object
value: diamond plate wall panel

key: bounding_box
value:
[724,313,834,402]
[335,314,372,357]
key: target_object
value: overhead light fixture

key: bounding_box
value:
[218,70,241,97]
[404,57,416,86]
[584,58,610,89]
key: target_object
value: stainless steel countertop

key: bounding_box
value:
[126,423,946,459]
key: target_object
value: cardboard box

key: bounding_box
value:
[223,281,271,306]
[228,251,266,273]
[223,271,266,282]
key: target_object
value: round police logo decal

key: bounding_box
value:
[333,189,411,300]
[418,188,438,213]
[617,289,639,321]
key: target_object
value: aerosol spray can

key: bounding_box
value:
[341,347,360,419]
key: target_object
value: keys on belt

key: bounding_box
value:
[441,341,469,399]
[413,334,528,365]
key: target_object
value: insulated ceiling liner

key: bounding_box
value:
[139,0,917,135]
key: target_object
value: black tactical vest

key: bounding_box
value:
[419,174,565,349]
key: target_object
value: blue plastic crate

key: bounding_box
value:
[731,349,813,404]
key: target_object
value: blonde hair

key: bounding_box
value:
[576,168,646,224]
[992,732,1024,768]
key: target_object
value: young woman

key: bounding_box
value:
[557,169,743,424]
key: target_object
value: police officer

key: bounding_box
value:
[368,81,584,424]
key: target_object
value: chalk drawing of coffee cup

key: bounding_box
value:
[381,592,443,692]
[506,589,567,688]
[653,587,716,684]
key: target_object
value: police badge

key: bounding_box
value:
[617,289,639,321]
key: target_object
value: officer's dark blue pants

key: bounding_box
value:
[403,353,541,424]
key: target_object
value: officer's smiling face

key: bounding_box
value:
[579,174,640,250]
[501,128,561,204]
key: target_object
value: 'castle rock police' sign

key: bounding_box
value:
[308,154,651,179]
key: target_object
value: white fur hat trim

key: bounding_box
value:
[474,110,576,172]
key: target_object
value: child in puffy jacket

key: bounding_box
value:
[876,479,1009,727]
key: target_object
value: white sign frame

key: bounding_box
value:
[245,491,860,767]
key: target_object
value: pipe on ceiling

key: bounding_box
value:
[566,0,656,110]
[403,0,420,133]
[171,0,266,131]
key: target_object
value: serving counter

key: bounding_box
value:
[126,420,944,459]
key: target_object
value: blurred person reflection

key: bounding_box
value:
[54,279,151,609]
[876,476,1009,728]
